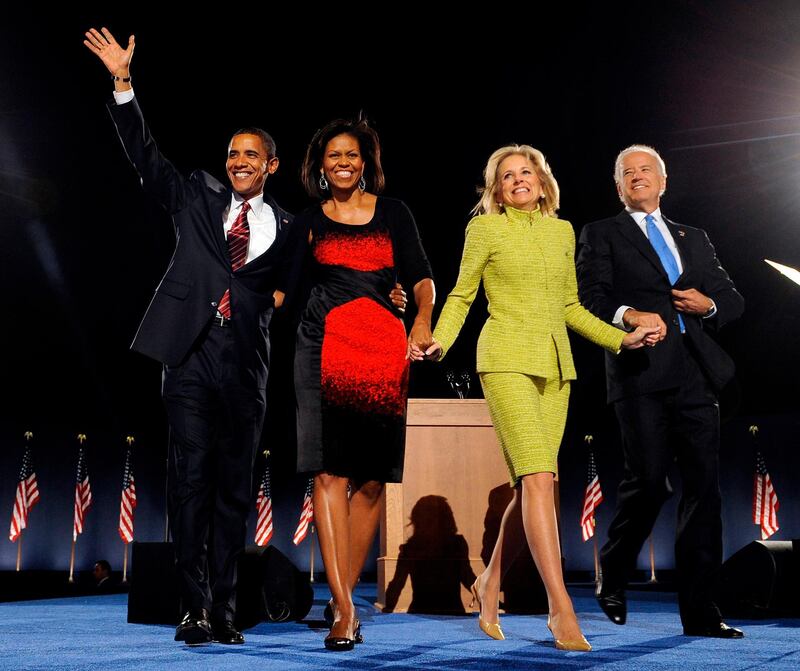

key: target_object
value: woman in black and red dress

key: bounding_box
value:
[293,117,435,650]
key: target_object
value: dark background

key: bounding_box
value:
[1,4,798,579]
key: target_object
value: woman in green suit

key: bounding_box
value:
[420,145,658,651]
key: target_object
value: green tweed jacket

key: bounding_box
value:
[433,206,624,380]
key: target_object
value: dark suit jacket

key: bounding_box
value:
[108,99,294,388]
[576,210,744,403]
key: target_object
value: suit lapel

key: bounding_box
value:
[212,190,231,261]
[614,210,669,281]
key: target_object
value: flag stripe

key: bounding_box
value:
[9,444,40,542]
[73,447,92,541]
[753,451,779,540]
[580,451,603,542]
[293,478,314,545]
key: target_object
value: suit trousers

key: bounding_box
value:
[600,336,723,626]
[163,321,266,621]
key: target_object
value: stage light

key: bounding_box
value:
[765,259,800,288]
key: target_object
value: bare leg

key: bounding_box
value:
[520,472,584,642]
[313,473,355,639]
[474,487,527,625]
[347,480,385,589]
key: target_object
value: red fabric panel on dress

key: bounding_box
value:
[321,298,409,416]
[314,231,394,271]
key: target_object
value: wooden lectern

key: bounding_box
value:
[376,399,523,613]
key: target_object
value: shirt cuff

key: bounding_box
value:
[613,305,634,331]
[702,300,717,319]
[113,89,135,105]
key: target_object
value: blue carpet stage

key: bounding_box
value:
[2,584,798,670]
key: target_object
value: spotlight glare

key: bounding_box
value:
[765,259,800,287]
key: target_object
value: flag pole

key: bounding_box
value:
[122,543,129,584]
[68,539,77,583]
[584,434,598,584]
[648,534,657,583]
[15,430,34,572]
[69,433,87,584]
[309,524,316,583]
[122,436,135,584]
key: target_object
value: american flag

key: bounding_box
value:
[580,450,604,542]
[9,438,40,542]
[118,443,137,543]
[753,450,779,540]
[292,477,314,545]
[254,461,273,546]
[73,443,92,541]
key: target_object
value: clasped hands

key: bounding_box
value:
[622,286,713,349]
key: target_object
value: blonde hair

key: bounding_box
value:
[473,145,560,217]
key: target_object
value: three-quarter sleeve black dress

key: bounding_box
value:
[294,197,432,483]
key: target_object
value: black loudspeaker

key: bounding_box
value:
[235,545,314,629]
[126,542,313,627]
[716,539,800,618]
[127,542,181,625]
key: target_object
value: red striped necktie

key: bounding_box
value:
[217,200,251,319]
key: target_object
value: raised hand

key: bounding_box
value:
[83,27,135,76]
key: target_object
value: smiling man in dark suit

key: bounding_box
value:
[576,145,744,638]
[84,27,292,646]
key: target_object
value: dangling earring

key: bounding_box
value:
[319,173,329,191]
[539,192,546,199]
[358,175,366,192]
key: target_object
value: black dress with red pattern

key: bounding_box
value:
[294,197,432,483]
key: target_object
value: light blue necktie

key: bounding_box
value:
[645,214,685,333]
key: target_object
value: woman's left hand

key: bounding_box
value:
[622,325,662,349]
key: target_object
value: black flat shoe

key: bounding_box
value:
[683,622,744,639]
[174,608,213,645]
[211,619,245,644]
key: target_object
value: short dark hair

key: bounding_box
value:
[230,127,276,159]
[95,559,111,573]
[300,116,385,199]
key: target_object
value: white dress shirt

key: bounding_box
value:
[224,195,276,262]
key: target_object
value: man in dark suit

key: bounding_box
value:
[576,145,745,638]
[84,27,292,645]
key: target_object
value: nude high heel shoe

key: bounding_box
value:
[547,616,591,652]
[470,578,505,641]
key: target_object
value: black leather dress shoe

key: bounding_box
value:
[596,588,627,625]
[174,608,213,645]
[211,619,245,644]
[683,622,744,638]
